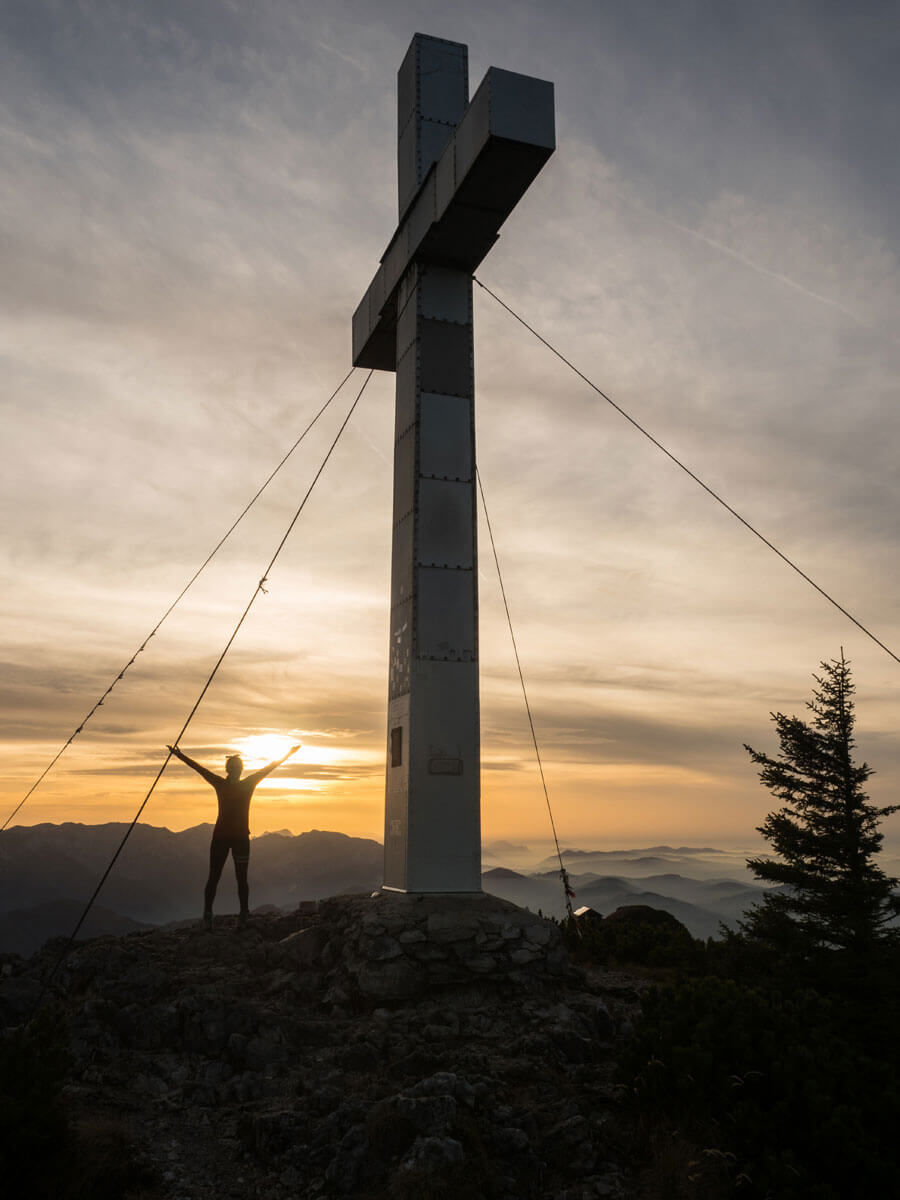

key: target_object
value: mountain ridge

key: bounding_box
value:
[1,823,766,954]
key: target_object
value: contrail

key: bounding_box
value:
[352,420,391,466]
[612,189,868,326]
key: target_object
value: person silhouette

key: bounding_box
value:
[167,742,301,930]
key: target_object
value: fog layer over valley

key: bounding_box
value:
[485,843,769,939]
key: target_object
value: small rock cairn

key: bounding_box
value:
[284,891,572,1003]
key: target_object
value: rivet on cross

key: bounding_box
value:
[352,33,555,893]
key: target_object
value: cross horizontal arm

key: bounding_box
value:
[353,66,555,371]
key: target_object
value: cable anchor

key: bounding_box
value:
[560,866,580,934]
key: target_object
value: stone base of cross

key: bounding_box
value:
[352,34,554,893]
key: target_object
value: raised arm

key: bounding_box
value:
[167,745,221,786]
[246,743,301,786]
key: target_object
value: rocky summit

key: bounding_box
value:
[1,893,647,1199]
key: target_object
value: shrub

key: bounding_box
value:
[621,976,900,1198]
[0,1008,72,1198]
[565,906,706,972]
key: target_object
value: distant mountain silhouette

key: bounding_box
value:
[0,899,150,956]
[483,840,531,856]
[1,825,769,955]
[533,845,755,883]
[482,865,768,937]
[0,823,382,954]
[549,845,722,862]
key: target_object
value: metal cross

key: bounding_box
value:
[352,32,555,892]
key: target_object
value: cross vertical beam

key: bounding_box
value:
[353,33,554,893]
[386,258,479,892]
[390,36,478,893]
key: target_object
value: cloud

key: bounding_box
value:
[610,188,870,328]
[2,1,900,849]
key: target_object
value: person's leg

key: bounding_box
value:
[232,836,250,924]
[203,838,229,927]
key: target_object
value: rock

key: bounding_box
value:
[0,899,637,1199]
[495,1125,531,1151]
[339,1040,379,1071]
[464,953,497,973]
[398,928,426,944]
[425,910,481,944]
[399,1134,464,1172]
[604,904,687,930]
[325,1124,369,1193]
[393,1093,457,1135]
[278,925,326,965]
[367,935,403,961]
[510,946,541,965]
[134,1072,169,1097]
[355,958,425,999]
[408,1072,476,1108]
[323,982,350,1006]
[310,892,578,1000]
[590,1167,628,1198]
[544,1114,596,1173]
[279,1164,304,1188]
[525,923,553,947]
[407,942,448,962]
[360,915,387,935]
[551,1027,595,1063]
[422,1023,453,1040]
[572,994,614,1038]
[244,1034,286,1069]
[200,1059,233,1085]
[0,974,41,1020]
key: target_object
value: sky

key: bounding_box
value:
[3,0,900,853]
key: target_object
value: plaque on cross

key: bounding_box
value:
[353,33,555,893]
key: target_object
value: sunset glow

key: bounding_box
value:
[233,734,303,769]
[2,3,900,858]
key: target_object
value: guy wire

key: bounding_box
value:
[28,370,373,1019]
[476,467,577,927]
[2,366,358,832]
[474,275,900,669]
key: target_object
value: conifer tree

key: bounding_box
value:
[743,652,900,956]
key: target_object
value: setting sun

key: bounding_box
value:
[233,734,302,767]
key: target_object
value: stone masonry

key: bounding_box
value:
[302,892,573,1003]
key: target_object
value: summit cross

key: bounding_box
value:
[352,33,555,893]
